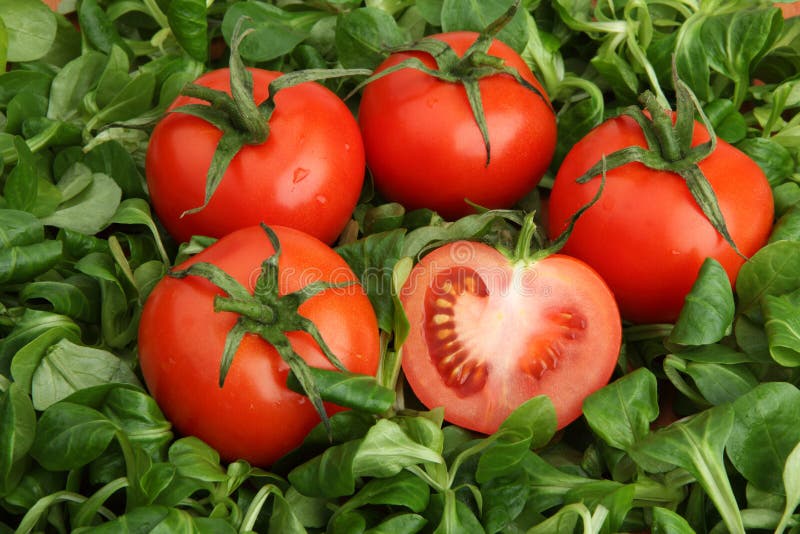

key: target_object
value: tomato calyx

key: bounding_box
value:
[574,68,745,258]
[169,223,352,435]
[353,0,550,166]
[172,19,370,218]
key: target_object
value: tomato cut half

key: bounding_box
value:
[399,242,622,434]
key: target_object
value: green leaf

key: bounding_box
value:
[583,367,659,452]
[4,137,39,212]
[92,72,157,127]
[29,338,141,411]
[685,362,758,405]
[85,140,147,198]
[738,136,795,188]
[737,240,800,321]
[336,229,405,332]
[287,367,395,414]
[78,0,131,56]
[776,440,800,534]
[41,172,122,236]
[763,288,800,366]
[440,0,527,53]
[669,258,735,346]
[0,70,52,108]
[652,506,696,534]
[0,0,57,63]
[0,310,77,378]
[288,439,362,498]
[476,396,556,483]
[401,210,513,258]
[168,437,228,483]
[481,471,530,533]
[770,205,800,243]
[336,7,407,69]
[631,405,744,534]
[365,513,427,534]
[168,0,208,62]
[0,383,36,496]
[354,418,444,478]
[47,50,107,122]
[221,2,310,63]
[728,382,800,495]
[30,402,118,471]
[335,471,430,518]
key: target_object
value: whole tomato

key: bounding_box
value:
[547,113,774,324]
[137,225,380,466]
[399,219,621,434]
[358,31,557,220]
[145,68,365,245]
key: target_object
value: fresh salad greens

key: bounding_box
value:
[2,0,800,532]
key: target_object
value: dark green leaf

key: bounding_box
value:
[5,93,48,135]
[728,382,800,494]
[287,367,395,414]
[481,471,530,533]
[92,72,157,126]
[84,140,147,199]
[168,437,228,483]
[763,288,800,366]
[670,258,735,346]
[0,383,36,496]
[583,367,659,451]
[336,7,407,69]
[168,0,208,62]
[336,229,405,332]
[47,50,107,122]
[78,0,131,56]
[335,470,430,517]
[30,402,117,471]
[684,362,758,405]
[365,513,427,534]
[288,439,362,498]
[737,240,800,321]
[0,310,77,378]
[738,137,795,188]
[0,70,51,108]
[221,3,310,63]
[4,137,39,212]
[440,0,528,53]
[652,506,696,534]
[353,418,444,477]
[770,205,800,243]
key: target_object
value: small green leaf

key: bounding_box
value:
[287,367,395,414]
[336,7,407,69]
[763,288,800,366]
[30,402,118,471]
[41,172,122,235]
[168,0,208,62]
[354,419,444,478]
[670,258,735,346]
[737,241,800,321]
[0,383,36,496]
[583,367,659,451]
[0,0,57,63]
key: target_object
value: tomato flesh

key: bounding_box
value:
[400,243,622,434]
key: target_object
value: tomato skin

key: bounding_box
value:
[145,69,365,245]
[547,115,774,324]
[137,225,380,466]
[358,32,557,220]
[399,242,621,434]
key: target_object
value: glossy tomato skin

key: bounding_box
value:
[399,242,621,434]
[137,225,380,466]
[358,32,557,220]
[145,68,365,245]
[547,115,774,324]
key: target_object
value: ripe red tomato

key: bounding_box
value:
[145,68,365,245]
[547,115,774,324]
[399,242,621,434]
[358,31,557,220]
[137,225,380,466]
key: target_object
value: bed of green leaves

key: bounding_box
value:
[1,0,800,532]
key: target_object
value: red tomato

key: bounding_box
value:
[145,68,365,245]
[137,225,380,466]
[547,115,774,324]
[399,242,621,434]
[358,32,557,220]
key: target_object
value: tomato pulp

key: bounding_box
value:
[399,241,622,434]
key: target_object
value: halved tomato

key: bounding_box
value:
[399,241,622,434]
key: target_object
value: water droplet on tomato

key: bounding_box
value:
[293,167,309,183]
[316,195,327,205]
[344,143,351,151]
